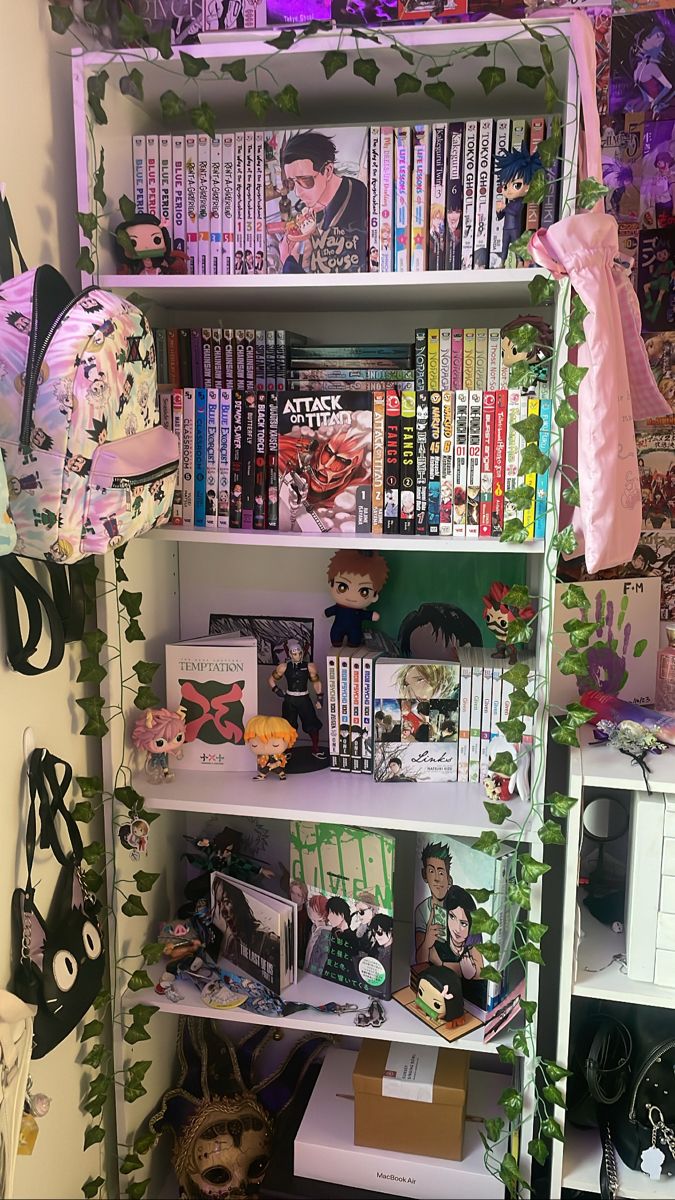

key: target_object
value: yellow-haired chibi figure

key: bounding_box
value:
[244,715,298,781]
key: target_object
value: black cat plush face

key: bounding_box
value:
[20,869,104,1059]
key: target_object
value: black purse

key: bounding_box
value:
[11,749,105,1059]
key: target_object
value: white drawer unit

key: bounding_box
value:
[625,791,668,985]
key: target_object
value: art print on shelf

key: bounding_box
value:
[208,614,314,665]
[289,822,395,999]
[331,0,396,23]
[608,11,675,119]
[644,331,675,412]
[633,532,675,618]
[637,426,675,527]
[210,872,296,993]
[136,0,202,40]
[165,636,258,770]
[264,128,369,275]
[640,119,675,229]
[202,0,267,28]
[373,659,460,783]
[637,227,675,331]
[549,578,661,710]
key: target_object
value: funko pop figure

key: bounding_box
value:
[482,581,536,664]
[500,315,553,388]
[114,212,187,275]
[325,549,389,648]
[415,966,465,1028]
[244,714,298,781]
[131,706,187,783]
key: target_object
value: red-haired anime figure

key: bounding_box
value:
[482,581,535,665]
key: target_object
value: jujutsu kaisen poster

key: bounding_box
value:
[264,127,368,275]
[637,227,675,331]
[609,11,675,119]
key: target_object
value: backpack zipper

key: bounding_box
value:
[111,460,179,490]
[628,1039,675,1122]
[21,285,96,448]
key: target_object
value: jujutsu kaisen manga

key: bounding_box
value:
[277,391,372,535]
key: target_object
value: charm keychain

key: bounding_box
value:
[18,1077,51,1156]
[641,1105,675,1180]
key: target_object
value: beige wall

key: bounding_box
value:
[1,3,107,1197]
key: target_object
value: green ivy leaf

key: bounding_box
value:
[528,1138,550,1166]
[76,696,108,739]
[540,41,555,74]
[245,89,274,119]
[538,819,565,845]
[116,195,135,226]
[78,211,98,239]
[542,1083,567,1108]
[304,18,333,32]
[87,70,109,125]
[514,413,543,443]
[542,1059,573,1082]
[84,0,107,21]
[508,879,532,908]
[555,399,578,429]
[118,8,146,40]
[148,27,172,58]
[544,74,560,112]
[565,701,597,727]
[520,852,551,883]
[134,1131,157,1155]
[497,717,526,744]
[472,830,502,857]
[507,359,531,390]
[528,273,556,305]
[394,44,415,64]
[491,751,516,777]
[129,1004,158,1023]
[469,41,491,56]
[127,1182,150,1200]
[83,868,103,893]
[478,65,506,95]
[551,720,580,747]
[93,987,111,1012]
[426,65,443,78]
[501,615,528,644]
[82,1044,106,1068]
[479,941,501,962]
[72,800,95,824]
[77,773,103,797]
[480,964,502,983]
[497,1044,517,1064]
[82,1178,105,1200]
[538,135,559,170]
[77,656,107,685]
[275,84,300,115]
[134,684,161,711]
[115,785,144,810]
[471,907,499,935]
[221,57,247,81]
[120,68,144,101]
[124,1078,148,1103]
[119,590,142,618]
[191,102,216,139]
[520,997,537,1023]
[128,970,153,992]
[76,248,96,274]
[500,517,528,544]
[508,689,538,720]
[552,525,578,555]
[94,152,107,210]
[120,1153,144,1175]
[125,618,146,643]
[134,870,160,893]
[395,72,422,96]
[517,64,545,89]
[548,792,579,818]
[132,661,159,685]
[84,1124,106,1149]
[562,478,581,507]
[520,941,545,965]
[466,887,492,903]
[267,28,296,47]
[485,1116,505,1142]
[125,1023,151,1045]
[577,177,609,210]
[353,58,380,85]
[562,617,600,649]
[527,170,547,206]
[504,484,535,511]
[519,443,550,477]
[142,941,164,965]
[499,1152,532,1194]
[180,51,209,78]
[424,82,455,112]
[560,361,588,398]
[160,89,188,120]
[509,230,533,263]
[503,662,531,688]
[512,1030,529,1056]
[81,1019,104,1041]
[499,1087,523,1120]
[121,893,147,918]
[49,4,74,33]
[484,800,512,826]
[566,293,589,346]
[322,49,348,79]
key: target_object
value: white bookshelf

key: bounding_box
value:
[74,14,584,1198]
[563,1126,675,1199]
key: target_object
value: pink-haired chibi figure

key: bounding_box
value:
[132,706,187,783]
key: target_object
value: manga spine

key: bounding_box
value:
[511,117,527,153]
[427,390,442,536]
[368,126,381,272]
[266,392,279,531]
[479,390,496,538]
[255,330,266,392]
[156,330,169,387]
[254,131,266,273]
[492,389,508,537]
[221,132,235,274]
[460,119,478,271]
[178,328,192,387]
[253,392,267,530]
[487,328,501,390]
[159,134,172,233]
[159,387,172,431]
[145,134,159,218]
[429,123,447,271]
[241,390,256,530]
[379,126,394,274]
[244,131,255,273]
[534,393,553,540]
[185,133,199,275]
[439,329,452,391]
[327,653,340,771]
[500,344,511,390]
[523,392,540,538]
[132,134,146,213]
[235,131,245,273]
[394,126,411,273]
[383,388,401,535]
[361,651,376,775]
[458,665,472,782]
[451,329,463,389]
[338,653,351,772]
[209,134,222,275]
[525,116,546,234]
[410,124,430,273]
[469,666,482,783]
[229,391,243,529]
[167,330,180,386]
[275,329,287,392]
[197,134,211,276]
[234,329,246,389]
[480,666,493,781]
[453,389,469,538]
[427,329,440,392]
[399,389,416,536]
[217,388,231,531]
[503,389,524,526]
[475,328,488,391]
[289,368,415,384]
[463,328,476,390]
[265,330,276,392]
[414,391,429,537]
[351,652,363,773]
[223,329,235,388]
[371,389,386,536]
[439,390,454,537]
[245,329,255,389]
[201,328,213,388]
[473,118,494,269]
[414,327,427,392]
[190,328,204,388]
[171,388,183,525]
[541,115,560,229]
[193,388,208,528]
[212,327,223,389]
[491,666,503,752]
[445,122,463,271]
[489,118,511,269]
[171,135,185,252]
[205,388,219,530]
[466,389,482,539]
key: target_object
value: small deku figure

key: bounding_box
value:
[494,147,543,265]
[325,548,389,648]
[33,508,57,529]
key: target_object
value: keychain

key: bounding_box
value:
[641,1105,675,1180]
[17,1077,51,1156]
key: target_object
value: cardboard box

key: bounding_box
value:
[353,1040,469,1161]
[294,1047,503,1200]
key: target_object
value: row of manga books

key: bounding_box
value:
[129,116,559,277]
[414,326,515,393]
[153,326,305,391]
[325,651,534,783]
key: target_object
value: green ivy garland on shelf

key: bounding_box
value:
[47,5,612,1196]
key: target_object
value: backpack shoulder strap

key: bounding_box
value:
[0,557,66,675]
[0,195,28,282]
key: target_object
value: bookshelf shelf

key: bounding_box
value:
[144,766,536,839]
[562,1126,675,1199]
[101,268,547,314]
[573,897,675,1009]
[148,525,544,553]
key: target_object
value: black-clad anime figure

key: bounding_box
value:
[269,639,325,758]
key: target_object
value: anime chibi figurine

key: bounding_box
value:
[500,315,553,389]
[325,549,389,648]
[244,714,298,781]
[485,734,531,804]
[482,581,536,664]
[114,213,188,275]
[131,706,187,783]
[269,639,324,758]
[494,147,543,265]
[415,967,466,1028]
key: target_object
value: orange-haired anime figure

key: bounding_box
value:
[244,715,298,781]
